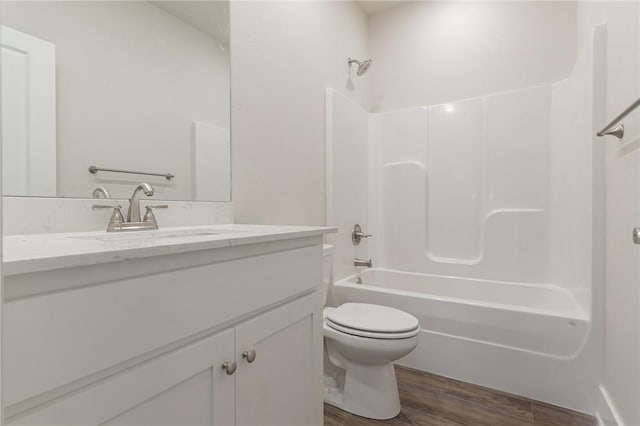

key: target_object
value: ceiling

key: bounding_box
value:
[150,1,229,47]
[151,1,405,44]
[357,0,409,16]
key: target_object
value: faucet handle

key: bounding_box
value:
[93,205,125,230]
[352,224,372,246]
[143,205,167,225]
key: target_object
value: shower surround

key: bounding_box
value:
[371,85,551,283]
[325,26,605,414]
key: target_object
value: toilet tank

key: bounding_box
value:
[322,244,334,306]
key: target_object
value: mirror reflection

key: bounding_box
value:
[1,1,230,201]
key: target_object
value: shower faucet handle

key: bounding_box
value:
[352,224,372,246]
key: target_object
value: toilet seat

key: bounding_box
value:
[326,303,420,339]
[326,321,420,339]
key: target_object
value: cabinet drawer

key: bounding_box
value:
[5,245,322,407]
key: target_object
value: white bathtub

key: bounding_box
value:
[330,268,597,410]
[332,269,590,358]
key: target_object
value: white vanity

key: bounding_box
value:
[3,225,334,425]
[0,2,332,424]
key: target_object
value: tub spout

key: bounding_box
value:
[354,258,372,268]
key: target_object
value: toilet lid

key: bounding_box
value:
[326,303,419,334]
[326,320,420,339]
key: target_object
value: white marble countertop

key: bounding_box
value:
[3,224,336,276]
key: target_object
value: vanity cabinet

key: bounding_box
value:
[3,231,327,426]
[235,292,320,426]
[9,293,320,426]
[10,328,236,425]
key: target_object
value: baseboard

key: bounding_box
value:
[597,385,624,426]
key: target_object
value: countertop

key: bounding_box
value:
[3,224,336,276]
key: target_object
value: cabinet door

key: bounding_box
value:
[235,292,323,426]
[10,329,235,426]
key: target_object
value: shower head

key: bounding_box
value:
[348,58,372,76]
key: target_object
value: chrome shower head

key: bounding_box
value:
[348,58,372,76]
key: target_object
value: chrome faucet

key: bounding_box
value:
[127,183,154,223]
[92,186,111,199]
[93,183,168,232]
[354,258,373,268]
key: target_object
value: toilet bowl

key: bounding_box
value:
[322,246,419,420]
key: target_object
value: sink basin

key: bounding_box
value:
[68,228,240,242]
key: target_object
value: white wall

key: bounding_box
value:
[368,1,576,112]
[0,4,3,417]
[574,2,640,426]
[231,1,369,226]
[1,1,229,201]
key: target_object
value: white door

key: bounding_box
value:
[235,292,323,426]
[1,25,56,196]
[8,329,235,426]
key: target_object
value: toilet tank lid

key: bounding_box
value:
[323,244,334,256]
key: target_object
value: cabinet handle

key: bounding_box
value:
[242,350,257,363]
[222,361,237,375]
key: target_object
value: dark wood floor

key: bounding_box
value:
[324,366,596,426]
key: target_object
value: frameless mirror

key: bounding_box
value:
[1,1,230,201]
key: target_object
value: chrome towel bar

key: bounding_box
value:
[88,165,174,180]
[597,97,640,139]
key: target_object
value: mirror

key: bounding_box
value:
[0,1,230,201]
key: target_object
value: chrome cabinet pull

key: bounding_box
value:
[222,361,237,375]
[633,228,640,245]
[242,350,256,363]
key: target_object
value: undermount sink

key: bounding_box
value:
[67,228,241,242]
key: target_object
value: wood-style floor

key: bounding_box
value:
[324,366,596,426]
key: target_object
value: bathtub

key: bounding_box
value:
[332,269,590,358]
[330,268,596,409]
[329,268,601,412]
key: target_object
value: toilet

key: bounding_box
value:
[322,245,420,420]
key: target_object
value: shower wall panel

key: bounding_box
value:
[485,86,551,212]
[374,85,553,283]
[326,89,370,281]
[427,99,484,261]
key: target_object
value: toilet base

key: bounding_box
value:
[323,362,401,420]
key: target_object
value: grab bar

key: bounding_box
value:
[88,165,174,180]
[597,97,640,139]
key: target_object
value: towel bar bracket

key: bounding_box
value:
[597,98,640,140]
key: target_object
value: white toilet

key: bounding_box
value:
[322,245,420,420]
